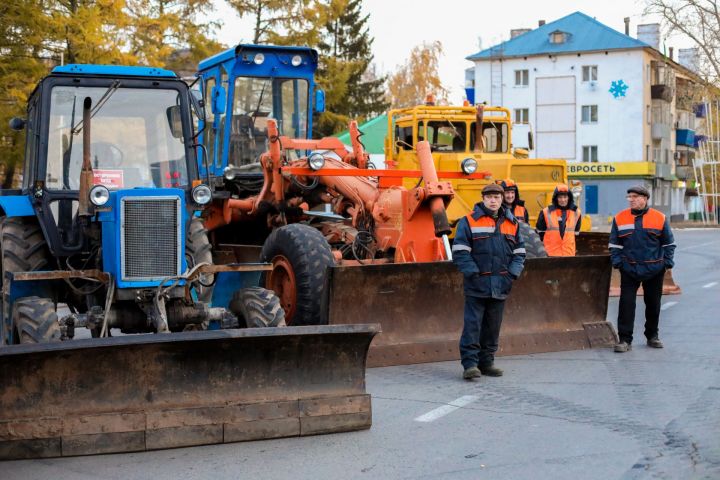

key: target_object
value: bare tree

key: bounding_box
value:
[644,0,720,83]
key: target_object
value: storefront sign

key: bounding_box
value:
[567,162,656,177]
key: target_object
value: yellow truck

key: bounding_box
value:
[384,102,591,232]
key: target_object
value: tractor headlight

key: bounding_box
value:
[223,165,238,181]
[89,185,110,206]
[308,153,326,171]
[571,185,582,199]
[461,158,478,175]
[253,53,265,65]
[291,55,302,67]
[192,185,212,205]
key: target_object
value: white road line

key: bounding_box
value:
[414,395,479,423]
[661,301,678,311]
[703,282,718,289]
[677,241,719,251]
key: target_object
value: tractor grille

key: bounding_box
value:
[121,197,181,281]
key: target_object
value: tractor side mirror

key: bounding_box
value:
[315,89,325,114]
[211,85,226,115]
[527,131,534,151]
[190,89,205,121]
[166,105,183,139]
[9,117,26,131]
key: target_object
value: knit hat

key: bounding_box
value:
[482,183,504,196]
[627,185,650,197]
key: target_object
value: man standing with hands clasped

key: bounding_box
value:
[609,185,676,352]
[452,183,526,380]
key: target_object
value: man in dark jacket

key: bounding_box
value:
[452,183,526,380]
[609,185,676,352]
[535,184,582,256]
[499,179,529,223]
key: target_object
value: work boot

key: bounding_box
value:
[463,366,481,380]
[647,337,664,348]
[614,341,632,353]
[479,365,503,377]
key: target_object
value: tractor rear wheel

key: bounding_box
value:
[0,217,52,344]
[229,287,285,328]
[261,224,334,326]
[13,297,61,344]
[518,222,547,258]
[186,218,214,303]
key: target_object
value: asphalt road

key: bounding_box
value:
[5,229,720,479]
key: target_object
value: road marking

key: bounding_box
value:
[414,395,479,423]
[677,241,718,251]
[661,301,678,311]
[703,282,718,289]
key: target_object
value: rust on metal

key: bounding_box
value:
[325,256,615,367]
[10,269,110,283]
[196,263,272,274]
[0,324,379,460]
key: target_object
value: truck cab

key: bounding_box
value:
[196,44,325,187]
[385,103,589,230]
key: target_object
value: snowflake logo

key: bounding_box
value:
[609,80,629,98]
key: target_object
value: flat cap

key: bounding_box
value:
[482,183,504,195]
[627,185,650,197]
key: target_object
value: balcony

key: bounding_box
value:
[651,84,674,102]
[676,129,696,147]
[652,122,671,140]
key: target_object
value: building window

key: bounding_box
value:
[549,31,569,44]
[581,105,598,123]
[582,65,597,82]
[515,69,529,87]
[646,145,650,162]
[514,108,529,124]
[582,145,598,162]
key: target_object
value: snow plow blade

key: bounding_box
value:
[0,325,378,460]
[326,257,615,367]
[575,232,681,296]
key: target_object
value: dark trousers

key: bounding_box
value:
[617,269,664,344]
[460,296,505,369]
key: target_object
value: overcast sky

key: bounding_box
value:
[208,0,694,103]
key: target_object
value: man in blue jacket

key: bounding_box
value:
[609,185,676,352]
[452,183,526,379]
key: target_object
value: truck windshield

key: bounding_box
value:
[230,76,308,167]
[46,86,189,190]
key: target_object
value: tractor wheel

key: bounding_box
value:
[13,297,61,344]
[260,224,334,326]
[518,222,547,258]
[186,218,214,303]
[229,287,285,328]
[0,217,52,345]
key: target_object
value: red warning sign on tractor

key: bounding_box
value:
[93,170,124,189]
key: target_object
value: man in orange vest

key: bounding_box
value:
[452,183,526,380]
[499,179,529,223]
[609,185,675,352]
[535,184,582,256]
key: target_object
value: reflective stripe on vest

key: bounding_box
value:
[542,207,578,256]
[466,213,519,238]
[615,208,665,234]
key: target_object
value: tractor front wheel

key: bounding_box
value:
[229,287,285,328]
[13,297,61,344]
[260,224,334,326]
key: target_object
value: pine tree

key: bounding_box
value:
[314,0,388,136]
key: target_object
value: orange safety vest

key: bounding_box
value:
[513,205,527,222]
[614,208,665,236]
[466,213,519,238]
[541,207,579,256]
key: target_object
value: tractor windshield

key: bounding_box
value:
[46,85,189,190]
[229,76,308,167]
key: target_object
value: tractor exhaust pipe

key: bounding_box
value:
[78,97,93,216]
[474,104,484,152]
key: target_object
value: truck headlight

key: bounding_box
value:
[461,158,478,175]
[571,186,582,199]
[308,153,325,171]
[291,55,302,66]
[89,185,110,206]
[192,185,212,205]
[253,53,265,65]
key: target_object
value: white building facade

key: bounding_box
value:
[466,12,705,223]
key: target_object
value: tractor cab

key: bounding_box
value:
[196,44,325,188]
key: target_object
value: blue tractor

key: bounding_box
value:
[0,64,284,344]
